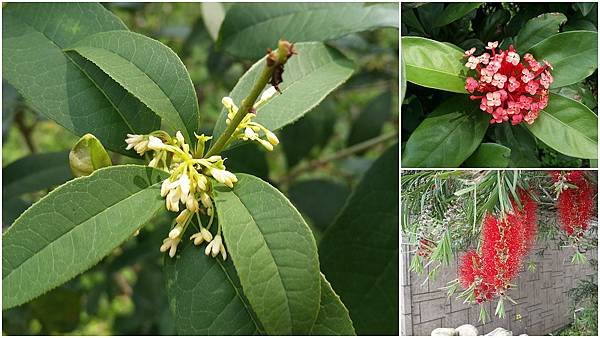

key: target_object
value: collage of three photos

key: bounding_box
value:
[401,2,598,336]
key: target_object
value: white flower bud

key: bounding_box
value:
[176,131,185,145]
[201,228,213,242]
[266,130,279,146]
[244,127,257,140]
[147,136,166,151]
[169,224,183,239]
[161,178,172,197]
[260,86,278,102]
[257,138,274,151]
[175,209,190,224]
[186,197,199,213]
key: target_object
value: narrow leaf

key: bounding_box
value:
[164,239,262,335]
[2,3,160,155]
[310,274,356,335]
[402,96,489,167]
[218,3,398,59]
[526,93,598,159]
[463,143,511,168]
[211,42,354,147]
[213,174,321,335]
[201,3,225,42]
[2,165,168,309]
[67,30,199,144]
[3,151,73,197]
[514,13,567,54]
[528,30,598,88]
[319,144,399,335]
[402,36,468,93]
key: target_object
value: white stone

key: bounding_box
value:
[456,324,478,336]
[485,327,513,336]
[431,328,458,336]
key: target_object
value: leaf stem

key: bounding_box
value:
[205,42,291,157]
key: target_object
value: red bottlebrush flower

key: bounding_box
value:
[458,250,481,288]
[462,43,553,126]
[556,171,595,236]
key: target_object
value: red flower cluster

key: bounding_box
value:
[463,41,554,125]
[458,190,538,303]
[550,171,595,237]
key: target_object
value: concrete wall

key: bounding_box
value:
[401,210,597,336]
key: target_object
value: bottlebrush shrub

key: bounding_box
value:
[402,3,598,167]
[2,2,399,335]
[457,189,538,319]
[550,171,595,237]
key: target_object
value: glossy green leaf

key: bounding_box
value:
[463,143,511,168]
[218,3,398,59]
[492,124,541,167]
[2,3,160,155]
[434,3,482,27]
[2,165,168,309]
[526,93,598,159]
[320,144,399,335]
[515,13,567,54]
[213,174,320,335]
[164,239,262,335]
[400,55,406,103]
[528,31,598,88]
[402,36,468,93]
[347,91,392,146]
[288,179,351,231]
[563,19,598,32]
[310,274,356,335]
[67,30,199,144]
[211,42,354,147]
[402,96,489,167]
[3,151,73,197]
[69,133,112,177]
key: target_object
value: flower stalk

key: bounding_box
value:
[205,40,295,157]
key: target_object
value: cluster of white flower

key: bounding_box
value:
[222,86,280,151]
[125,91,280,259]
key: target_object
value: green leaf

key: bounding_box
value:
[347,91,392,146]
[402,36,468,93]
[563,19,598,32]
[433,3,482,27]
[218,3,398,59]
[526,93,598,159]
[319,144,399,335]
[2,165,168,309]
[492,124,541,167]
[401,8,425,34]
[528,31,598,88]
[3,151,73,197]
[2,3,160,155]
[213,174,321,335]
[310,274,356,335]
[402,96,489,167]
[221,143,269,181]
[281,99,337,167]
[164,239,262,335]
[288,179,351,231]
[211,42,354,147]
[463,143,511,168]
[67,30,199,144]
[514,13,567,54]
[575,2,595,16]
[69,133,112,177]
[554,83,597,110]
[2,198,31,227]
[400,55,406,103]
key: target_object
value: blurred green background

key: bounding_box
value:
[2,3,398,334]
